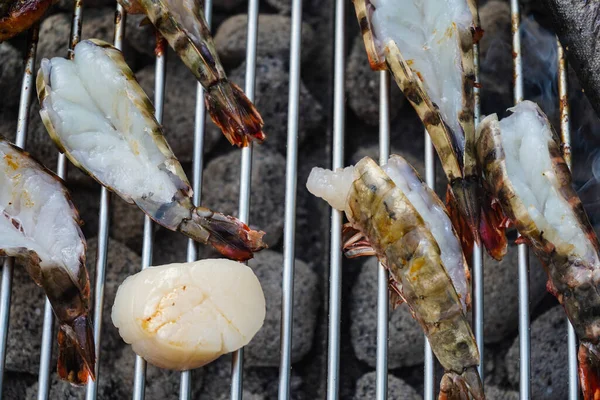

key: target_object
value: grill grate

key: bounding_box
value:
[0,0,582,399]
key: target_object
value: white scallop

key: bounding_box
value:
[111,259,266,370]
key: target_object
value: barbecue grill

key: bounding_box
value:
[0,0,580,399]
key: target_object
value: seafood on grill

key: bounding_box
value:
[116,0,265,147]
[351,0,507,261]
[0,0,53,41]
[0,136,94,385]
[36,39,266,261]
[477,100,600,400]
[111,259,266,370]
[307,155,483,400]
[542,0,600,119]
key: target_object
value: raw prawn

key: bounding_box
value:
[477,100,600,400]
[36,39,266,261]
[351,0,506,260]
[307,155,483,400]
[117,0,265,147]
[0,136,94,385]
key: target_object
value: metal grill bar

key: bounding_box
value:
[278,0,303,397]
[85,6,126,400]
[423,134,436,400]
[472,40,485,382]
[178,1,213,398]
[375,70,390,400]
[556,40,578,400]
[37,3,85,397]
[510,1,531,399]
[0,24,39,399]
[326,0,346,398]
[132,34,168,400]
[231,0,259,398]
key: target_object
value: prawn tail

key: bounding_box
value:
[439,367,484,400]
[188,206,267,261]
[57,315,96,385]
[578,342,600,400]
[450,177,481,245]
[479,183,508,261]
[204,80,266,147]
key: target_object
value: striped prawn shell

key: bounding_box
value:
[351,0,478,182]
[36,39,193,205]
[136,0,226,88]
[348,157,479,372]
[476,105,600,342]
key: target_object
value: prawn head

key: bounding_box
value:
[439,366,484,400]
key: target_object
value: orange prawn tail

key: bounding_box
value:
[204,80,266,147]
[439,367,484,400]
[579,342,600,400]
[57,314,96,385]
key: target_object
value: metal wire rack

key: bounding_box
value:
[0,0,581,399]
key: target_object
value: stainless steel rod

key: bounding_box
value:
[0,24,39,399]
[510,2,530,398]
[375,70,390,400]
[327,0,346,397]
[423,133,436,400]
[85,6,126,399]
[278,0,303,397]
[231,0,259,398]
[472,38,485,381]
[38,2,85,396]
[556,39,578,400]
[178,1,212,399]
[133,35,167,400]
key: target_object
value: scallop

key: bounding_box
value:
[111,259,266,370]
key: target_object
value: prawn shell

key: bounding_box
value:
[348,157,479,372]
[36,39,192,206]
[0,0,53,42]
[136,0,225,87]
[476,106,600,342]
[351,0,387,70]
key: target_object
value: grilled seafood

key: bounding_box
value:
[351,0,507,260]
[307,155,483,400]
[0,136,94,385]
[477,100,600,400]
[0,0,53,41]
[117,0,265,147]
[36,39,266,261]
[112,259,266,370]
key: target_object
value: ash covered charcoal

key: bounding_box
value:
[346,35,404,126]
[56,0,114,10]
[351,257,424,369]
[485,385,519,400]
[214,14,316,68]
[483,242,548,343]
[199,356,304,399]
[125,14,157,58]
[246,250,319,367]
[5,266,46,375]
[207,56,323,155]
[136,59,224,163]
[505,306,568,398]
[202,144,286,247]
[109,195,146,254]
[354,372,422,400]
[0,43,24,111]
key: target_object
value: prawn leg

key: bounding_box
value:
[342,223,377,258]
